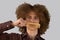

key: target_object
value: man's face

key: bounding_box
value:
[25,11,40,30]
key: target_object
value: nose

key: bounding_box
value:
[30,18,35,23]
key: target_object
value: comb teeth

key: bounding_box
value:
[26,22,40,28]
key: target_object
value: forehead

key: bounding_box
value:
[27,11,37,16]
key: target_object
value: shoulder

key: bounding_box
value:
[0,33,21,37]
[0,33,22,40]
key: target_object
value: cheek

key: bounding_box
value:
[35,20,39,23]
[25,18,31,22]
[25,19,30,22]
[25,19,40,23]
[33,17,40,23]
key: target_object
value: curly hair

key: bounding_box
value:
[15,3,50,35]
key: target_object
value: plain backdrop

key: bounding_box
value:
[0,0,60,40]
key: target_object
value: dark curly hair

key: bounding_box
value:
[15,3,50,35]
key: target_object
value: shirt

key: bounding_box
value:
[0,21,45,40]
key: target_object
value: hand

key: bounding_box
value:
[12,18,26,27]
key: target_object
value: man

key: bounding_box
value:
[0,3,50,40]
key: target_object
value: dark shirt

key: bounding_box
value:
[0,21,45,40]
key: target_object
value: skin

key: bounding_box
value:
[12,11,40,40]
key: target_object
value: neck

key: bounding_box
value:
[27,28,38,39]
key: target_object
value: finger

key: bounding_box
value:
[18,24,24,27]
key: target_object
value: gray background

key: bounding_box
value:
[0,0,60,40]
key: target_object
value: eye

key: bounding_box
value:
[34,16,39,20]
[27,16,31,19]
